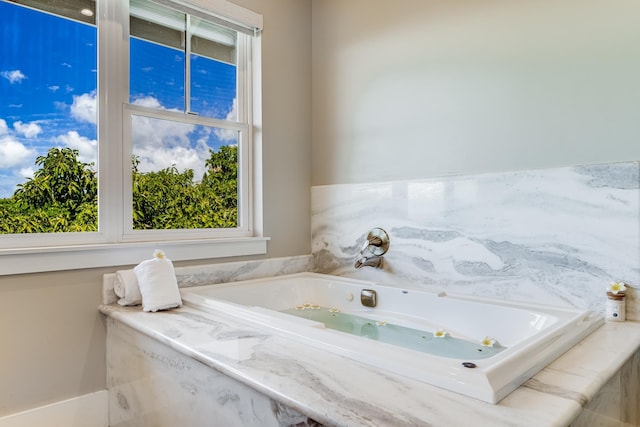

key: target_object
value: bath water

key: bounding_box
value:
[281,306,505,360]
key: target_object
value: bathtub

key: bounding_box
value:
[180,272,603,404]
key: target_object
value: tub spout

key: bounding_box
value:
[355,256,383,269]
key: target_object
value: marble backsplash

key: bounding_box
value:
[311,162,639,321]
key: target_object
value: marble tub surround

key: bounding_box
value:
[312,161,640,321]
[102,255,313,305]
[107,316,321,427]
[101,302,640,426]
[571,349,640,426]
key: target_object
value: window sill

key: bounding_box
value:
[0,237,269,276]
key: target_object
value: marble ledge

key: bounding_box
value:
[101,255,314,305]
[99,303,640,427]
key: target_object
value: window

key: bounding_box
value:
[0,0,98,234]
[0,0,264,274]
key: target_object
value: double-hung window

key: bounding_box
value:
[0,0,264,274]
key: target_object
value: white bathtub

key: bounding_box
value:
[180,272,603,404]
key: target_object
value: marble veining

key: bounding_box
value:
[523,378,588,406]
[312,162,639,320]
[175,255,314,288]
[107,315,323,427]
[102,160,640,425]
[101,303,640,426]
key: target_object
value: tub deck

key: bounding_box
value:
[101,301,640,426]
[180,272,604,403]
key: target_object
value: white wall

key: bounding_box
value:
[236,0,312,258]
[0,269,108,416]
[312,0,640,185]
[0,392,108,427]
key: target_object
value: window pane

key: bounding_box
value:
[129,0,238,120]
[190,17,237,120]
[131,114,239,230]
[129,34,185,111]
[190,16,237,65]
[190,53,237,120]
[129,0,186,110]
[0,0,97,234]
[8,0,96,25]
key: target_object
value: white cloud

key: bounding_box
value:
[0,136,36,168]
[49,85,60,92]
[1,70,26,84]
[0,119,8,136]
[13,121,42,138]
[19,167,34,180]
[131,114,206,178]
[54,131,97,165]
[70,91,97,124]
[214,98,239,143]
[128,96,239,181]
[131,107,194,150]
[134,143,210,180]
[132,96,163,109]
[225,98,238,121]
[129,97,212,180]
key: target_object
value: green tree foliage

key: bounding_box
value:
[0,148,97,233]
[0,145,238,234]
[132,145,238,229]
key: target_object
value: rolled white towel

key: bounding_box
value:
[134,250,182,312]
[114,269,142,306]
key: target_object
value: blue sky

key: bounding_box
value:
[0,0,237,198]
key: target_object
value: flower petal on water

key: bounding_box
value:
[433,329,449,338]
[481,336,496,347]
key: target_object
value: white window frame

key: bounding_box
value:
[121,104,252,241]
[0,0,266,275]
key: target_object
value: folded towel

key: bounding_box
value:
[114,269,142,306]
[134,250,182,312]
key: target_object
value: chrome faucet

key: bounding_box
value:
[354,228,389,269]
[355,255,383,269]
